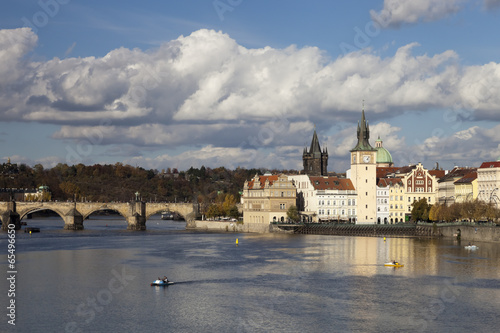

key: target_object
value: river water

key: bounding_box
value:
[2,215,500,333]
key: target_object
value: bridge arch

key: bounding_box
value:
[144,203,196,223]
[18,207,68,222]
[81,208,128,221]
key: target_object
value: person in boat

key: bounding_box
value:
[162,276,168,282]
[392,260,396,265]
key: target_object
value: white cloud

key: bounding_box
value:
[370,0,466,28]
[371,0,500,28]
[123,145,290,171]
[1,27,500,170]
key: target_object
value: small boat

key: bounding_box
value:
[151,279,175,286]
[465,245,478,250]
[24,227,40,233]
[384,262,404,267]
[161,211,174,220]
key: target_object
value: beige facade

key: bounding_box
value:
[401,163,439,216]
[437,167,477,206]
[350,150,377,224]
[389,182,406,223]
[242,174,297,224]
[454,171,477,203]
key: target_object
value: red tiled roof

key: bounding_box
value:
[479,161,500,169]
[377,167,399,178]
[247,175,279,189]
[309,176,355,191]
[438,167,476,182]
[377,178,403,187]
[428,170,446,178]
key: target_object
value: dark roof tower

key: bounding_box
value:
[303,128,328,176]
[351,108,376,152]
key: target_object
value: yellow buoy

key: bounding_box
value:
[383,237,386,241]
[236,238,239,245]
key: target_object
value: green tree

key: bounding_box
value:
[206,204,223,219]
[228,206,240,220]
[411,198,430,222]
[287,205,299,222]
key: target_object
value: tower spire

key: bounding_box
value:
[351,105,375,152]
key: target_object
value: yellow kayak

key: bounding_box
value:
[385,262,404,267]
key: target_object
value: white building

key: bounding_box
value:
[477,160,500,208]
[376,179,390,224]
[289,174,357,223]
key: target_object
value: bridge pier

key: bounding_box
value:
[126,201,146,230]
[1,210,21,231]
[63,207,84,230]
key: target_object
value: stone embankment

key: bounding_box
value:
[186,220,291,234]
[187,220,500,243]
[438,224,500,243]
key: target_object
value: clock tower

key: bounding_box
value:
[350,108,377,224]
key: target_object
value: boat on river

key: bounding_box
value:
[384,262,404,267]
[151,279,175,286]
[161,211,174,220]
[465,245,478,250]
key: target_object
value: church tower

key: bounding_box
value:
[350,108,377,224]
[303,129,328,176]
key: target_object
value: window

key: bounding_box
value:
[280,203,286,209]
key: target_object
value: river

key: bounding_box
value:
[1,215,500,332]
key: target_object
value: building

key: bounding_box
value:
[477,161,500,207]
[388,179,405,223]
[303,129,328,176]
[437,167,477,206]
[400,163,440,216]
[289,174,356,222]
[376,178,391,224]
[242,173,297,224]
[454,171,477,203]
[349,109,377,224]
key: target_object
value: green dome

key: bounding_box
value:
[375,138,393,164]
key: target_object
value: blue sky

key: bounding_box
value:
[1,0,500,172]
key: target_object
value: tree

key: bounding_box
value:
[287,205,299,222]
[206,204,223,219]
[228,206,240,220]
[411,198,430,222]
[222,194,236,216]
[428,204,440,221]
[59,181,81,200]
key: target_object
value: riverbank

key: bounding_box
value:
[438,224,500,243]
[187,220,500,243]
[186,220,292,234]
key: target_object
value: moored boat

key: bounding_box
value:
[465,245,478,250]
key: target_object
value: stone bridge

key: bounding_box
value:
[0,201,197,231]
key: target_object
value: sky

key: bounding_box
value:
[1,0,500,173]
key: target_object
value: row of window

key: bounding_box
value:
[318,209,356,216]
[318,199,356,206]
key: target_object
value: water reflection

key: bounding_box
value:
[3,217,500,333]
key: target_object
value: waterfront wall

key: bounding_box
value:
[187,220,291,234]
[439,224,500,243]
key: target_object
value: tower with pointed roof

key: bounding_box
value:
[303,129,328,176]
[349,108,377,224]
